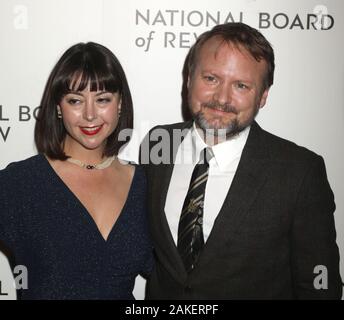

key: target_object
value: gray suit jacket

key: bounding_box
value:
[140,121,342,299]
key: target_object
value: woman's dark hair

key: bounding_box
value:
[35,42,133,160]
[187,22,275,91]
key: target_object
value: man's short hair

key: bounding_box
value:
[187,22,275,91]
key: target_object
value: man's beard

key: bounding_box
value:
[191,101,259,141]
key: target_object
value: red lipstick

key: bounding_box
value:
[80,125,102,136]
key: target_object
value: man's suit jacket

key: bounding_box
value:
[141,121,342,299]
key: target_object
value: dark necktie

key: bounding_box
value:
[177,147,213,273]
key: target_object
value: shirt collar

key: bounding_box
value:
[191,122,250,172]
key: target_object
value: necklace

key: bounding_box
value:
[66,156,116,170]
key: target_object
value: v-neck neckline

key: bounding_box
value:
[40,154,137,244]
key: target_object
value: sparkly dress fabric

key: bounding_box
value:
[0,154,153,300]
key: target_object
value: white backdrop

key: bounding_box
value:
[0,0,343,300]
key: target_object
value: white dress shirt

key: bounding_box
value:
[165,122,250,244]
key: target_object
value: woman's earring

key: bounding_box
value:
[118,108,121,118]
[57,107,62,119]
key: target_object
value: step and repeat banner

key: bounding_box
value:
[0,0,343,299]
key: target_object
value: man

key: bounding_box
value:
[140,22,342,299]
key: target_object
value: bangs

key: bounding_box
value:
[67,69,121,93]
[65,70,122,93]
[55,52,122,101]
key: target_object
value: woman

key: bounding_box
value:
[0,42,153,299]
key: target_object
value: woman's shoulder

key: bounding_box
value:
[117,162,147,198]
[131,164,147,184]
[118,158,146,179]
[0,154,46,182]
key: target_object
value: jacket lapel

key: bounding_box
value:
[150,122,193,282]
